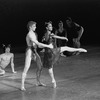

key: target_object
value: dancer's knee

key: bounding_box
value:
[36,60,42,70]
[52,80,56,83]
[37,67,42,73]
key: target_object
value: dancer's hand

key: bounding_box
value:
[66,38,68,41]
[64,37,68,41]
[49,44,53,49]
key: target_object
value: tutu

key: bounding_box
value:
[41,47,61,69]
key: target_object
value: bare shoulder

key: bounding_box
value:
[11,53,14,56]
[8,53,14,57]
[0,53,5,57]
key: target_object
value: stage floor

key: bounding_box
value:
[0,46,100,100]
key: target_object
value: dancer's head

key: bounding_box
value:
[66,17,72,23]
[27,21,36,31]
[3,44,11,53]
[58,21,63,28]
[66,17,72,22]
[45,21,53,31]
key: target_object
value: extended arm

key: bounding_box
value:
[74,23,84,40]
[11,54,17,73]
[74,22,80,27]
[78,26,84,40]
[52,33,68,41]
[64,29,67,38]
[29,33,53,49]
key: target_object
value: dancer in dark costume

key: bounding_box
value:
[55,21,68,57]
[66,17,84,55]
[40,21,87,88]
[21,21,53,91]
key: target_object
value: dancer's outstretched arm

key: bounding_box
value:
[60,46,87,53]
[11,54,17,73]
[51,33,68,41]
[28,33,53,49]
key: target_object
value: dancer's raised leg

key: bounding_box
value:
[60,46,87,53]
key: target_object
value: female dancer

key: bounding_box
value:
[55,21,68,57]
[38,21,87,88]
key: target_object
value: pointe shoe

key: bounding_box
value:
[79,48,87,52]
[52,81,57,88]
[21,87,26,91]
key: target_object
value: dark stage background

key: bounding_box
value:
[0,0,100,49]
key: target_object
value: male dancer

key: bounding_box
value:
[0,44,17,75]
[21,21,53,91]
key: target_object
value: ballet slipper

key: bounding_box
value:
[13,71,17,74]
[21,87,26,91]
[79,48,87,52]
[52,81,57,88]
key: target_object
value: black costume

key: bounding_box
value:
[56,29,67,47]
[42,32,61,69]
[66,21,83,56]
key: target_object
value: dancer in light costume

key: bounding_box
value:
[0,44,17,75]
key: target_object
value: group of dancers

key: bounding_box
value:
[0,19,87,91]
[21,20,87,90]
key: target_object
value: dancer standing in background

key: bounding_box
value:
[55,21,68,57]
[66,17,84,55]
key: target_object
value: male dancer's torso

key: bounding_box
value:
[26,30,37,46]
[0,53,13,69]
[26,30,38,53]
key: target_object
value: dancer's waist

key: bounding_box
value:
[27,46,37,53]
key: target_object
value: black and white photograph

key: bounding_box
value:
[0,0,100,100]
